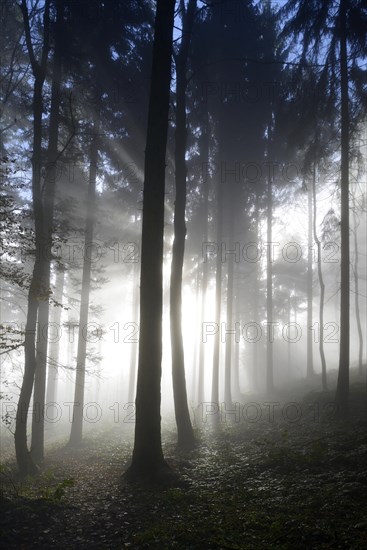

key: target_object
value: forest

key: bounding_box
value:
[0,0,366,548]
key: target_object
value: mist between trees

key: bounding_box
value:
[3,239,343,265]
[1,320,340,345]
[1,0,366,497]
[1,2,367,547]
[1,399,340,428]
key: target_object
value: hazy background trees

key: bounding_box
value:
[0,0,366,479]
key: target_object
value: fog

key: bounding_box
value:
[1,1,367,547]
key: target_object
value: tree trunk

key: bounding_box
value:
[352,202,363,377]
[31,298,49,463]
[125,0,176,481]
[127,251,139,404]
[287,295,291,379]
[69,102,100,446]
[312,165,327,391]
[191,267,200,403]
[224,203,235,404]
[14,0,51,476]
[197,111,209,407]
[31,0,63,462]
[336,0,350,416]
[45,265,65,405]
[232,263,240,400]
[170,0,196,450]
[307,180,314,378]
[253,190,260,392]
[266,168,274,393]
[211,158,223,413]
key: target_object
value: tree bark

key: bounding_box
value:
[312,164,327,391]
[232,261,240,400]
[336,0,350,416]
[197,111,209,407]
[127,248,140,404]
[266,167,274,393]
[191,267,200,403]
[31,0,63,462]
[69,101,100,446]
[45,265,65,405]
[125,0,176,481]
[224,202,235,404]
[307,180,314,378]
[287,295,291,378]
[170,0,196,450]
[14,0,51,476]
[253,190,260,392]
[211,158,223,415]
[352,202,363,377]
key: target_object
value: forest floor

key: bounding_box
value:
[1,384,367,549]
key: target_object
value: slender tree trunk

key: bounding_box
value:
[234,334,240,398]
[211,159,223,412]
[232,263,240,400]
[15,261,42,476]
[352,204,363,376]
[169,0,196,450]
[253,191,260,392]
[191,267,200,403]
[95,338,102,404]
[46,265,65,405]
[224,204,235,404]
[336,0,350,416]
[287,295,291,379]
[125,0,176,481]
[170,8,196,448]
[307,180,314,378]
[312,165,327,391]
[31,1,63,462]
[14,0,51,476]
[127,252,139,404]
[197,111,209,406]
[31,298,49,462]
[266,169,274,393]
[66,316,77,371]
[69,102,100,446]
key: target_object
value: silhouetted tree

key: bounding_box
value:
[14,0,51,476]
[125,0,176,481]
[170,0,197,449]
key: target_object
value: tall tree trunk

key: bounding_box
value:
[127,251,139,404]
[69,101,100,446]
[307,180,314,378]
[170,0,196,450]
[224,203,235,404]
[191,267,200,403]
[287,295,291,379]
[352,202,363,377]
[312,165,327,391]
[46,265,65,405]
[125,0,176,481]
[31,299,49,462]
[31,0,63,462]
[197,111,209,406]
[66,315,77,371]
[234,333,240,398]
[266,169,274,393]
[253,190,260,392]
[336,0,350,416]
[14,0,51,476]
[232,262,240,400]
[211,159,223,413]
